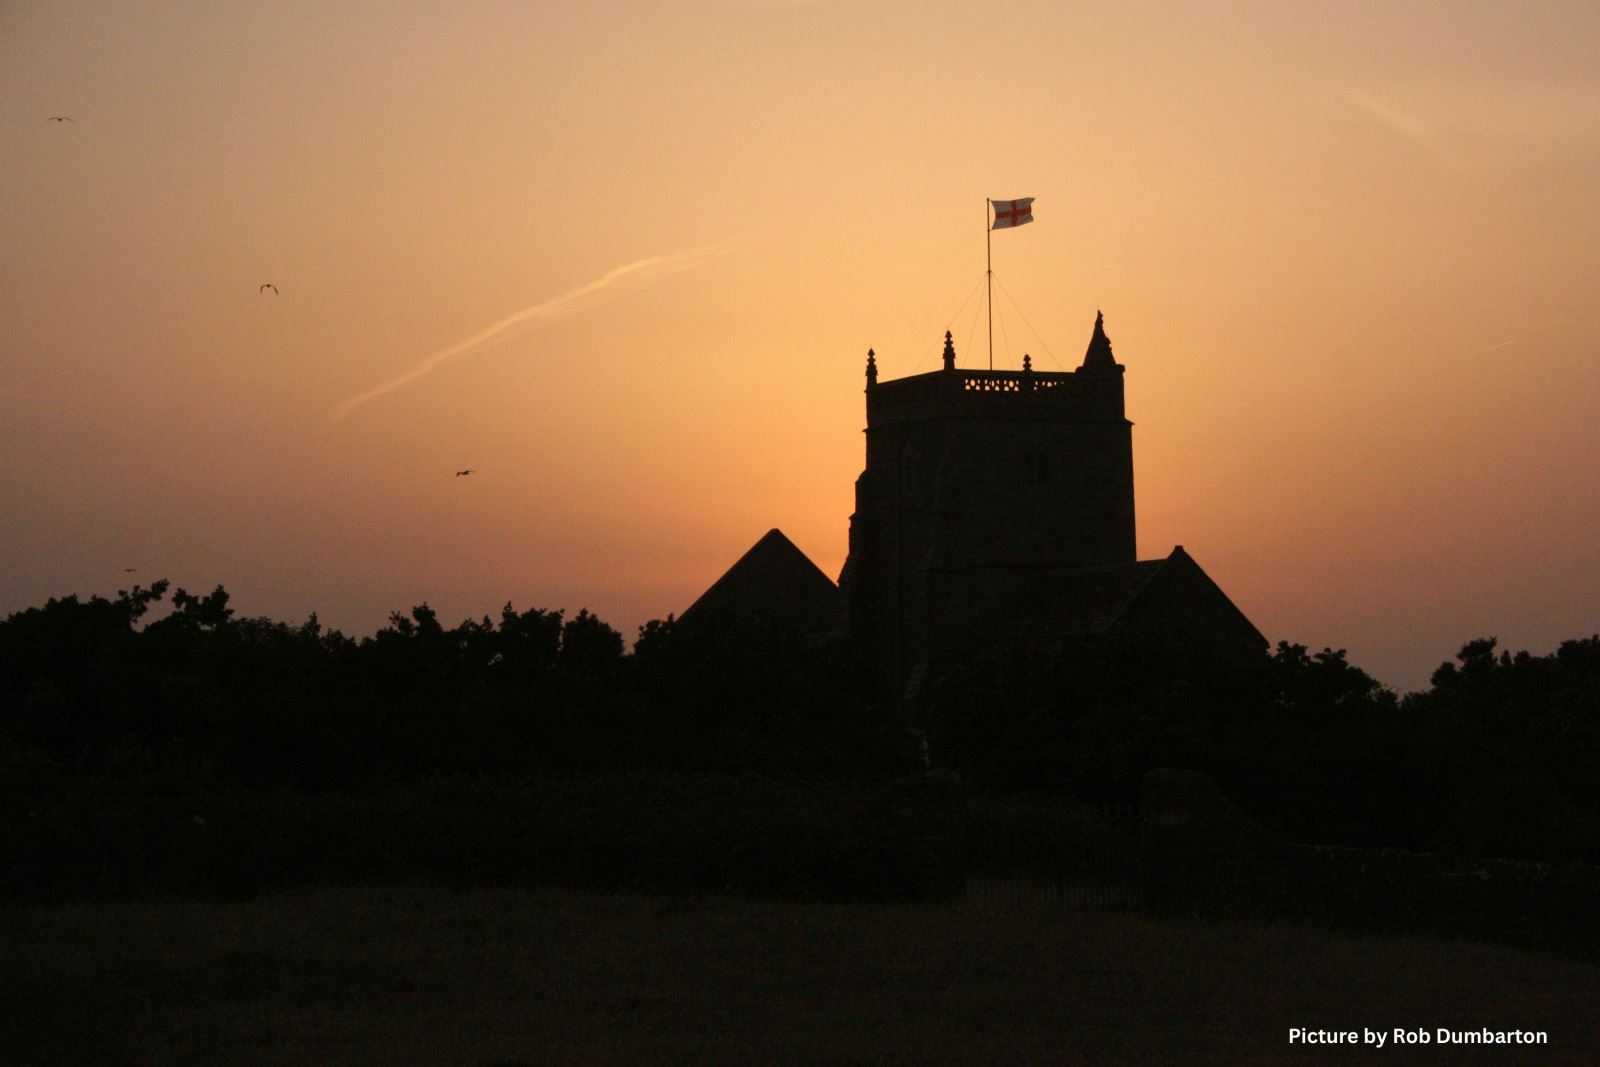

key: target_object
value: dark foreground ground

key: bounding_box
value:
[3,886,1596,1066]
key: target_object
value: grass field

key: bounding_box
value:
[3,886,1595,1066]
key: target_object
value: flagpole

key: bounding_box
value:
[985,198,993,371]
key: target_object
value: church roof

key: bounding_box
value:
[1024,558,1166,636]
[1002,546,1266,654]
[679,529,840,639]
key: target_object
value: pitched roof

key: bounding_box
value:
[1032,558,1167,636]
[679,529,840,639]
[998,546,1266,654]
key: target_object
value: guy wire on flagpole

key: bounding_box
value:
[986,198,993,371]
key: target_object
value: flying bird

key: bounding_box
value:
[259,283,278,295]
[48,116,73,122]
[122,568,138,573]
[455,469,475,477]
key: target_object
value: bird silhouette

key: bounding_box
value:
[48,116,73,122]
[455,469,475,477]
[259,283,278,295]
[122,568,138,573]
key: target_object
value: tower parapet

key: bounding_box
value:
[866,363,1125,424]
[866,316,1125,424]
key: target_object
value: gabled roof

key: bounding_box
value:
[1001,546,1266,655]
[1030,558,1167,636]
[680,529,840,639]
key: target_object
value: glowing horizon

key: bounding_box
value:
[4,1,1598,693]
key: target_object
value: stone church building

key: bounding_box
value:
[682,312,1265,711]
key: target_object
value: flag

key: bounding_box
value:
[990,197,1034,230]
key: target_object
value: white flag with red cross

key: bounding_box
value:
[990,197,1034,230]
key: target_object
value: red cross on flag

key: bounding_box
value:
[990,197,1034,230]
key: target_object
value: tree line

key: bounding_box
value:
[0,582,906,792]
[3,581,1598,861]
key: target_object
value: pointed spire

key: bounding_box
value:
[865,348,878,388]
[942,330,956,371]
[1080,309,1118,373]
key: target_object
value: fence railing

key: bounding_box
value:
[963,800,1145,910]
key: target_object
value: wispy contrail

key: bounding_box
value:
[330,238,737,421]
[1345,89,1435,143]
[1467,338,1523,355]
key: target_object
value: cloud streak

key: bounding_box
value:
[329,238,737,422]
[1343,80,1600,169]
[1346,90,1435,143]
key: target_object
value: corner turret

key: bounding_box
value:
[1080,309,1120,374]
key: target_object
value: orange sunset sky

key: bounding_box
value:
[4,1,1598,692]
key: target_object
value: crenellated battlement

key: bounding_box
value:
[863,314,1126,427]
[867,364,1125,424]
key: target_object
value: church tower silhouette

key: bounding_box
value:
[683,311,1264,718]
[838,312,1259,710]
